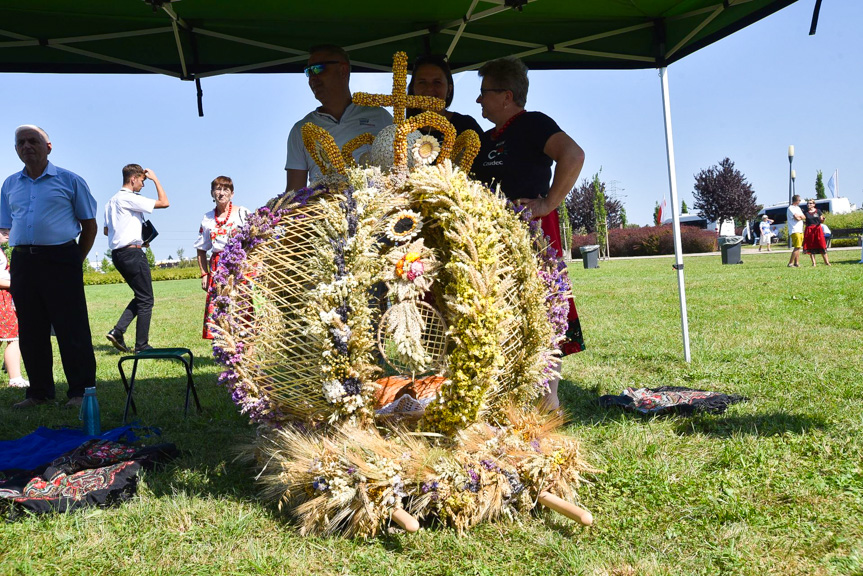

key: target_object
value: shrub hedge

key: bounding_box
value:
[84,266,201,286]
[571,225,716,258]
[824,211,863,248]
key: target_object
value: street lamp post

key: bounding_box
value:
[791,169,796,197]
[788,145,795,248]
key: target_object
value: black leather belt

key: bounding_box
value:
[14,240,76,254]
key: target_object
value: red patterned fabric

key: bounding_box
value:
[539,209,584,355]
[0,289,18,340]
[202,251,221,339]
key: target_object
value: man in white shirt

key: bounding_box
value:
[285,44,392,191]
[786,194,805,267]
[103,164,169,353]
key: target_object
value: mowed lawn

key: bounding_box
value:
[1,250,862,576]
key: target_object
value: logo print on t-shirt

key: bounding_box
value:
[484,141,506,166]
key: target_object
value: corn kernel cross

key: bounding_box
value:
[353,52,446,124]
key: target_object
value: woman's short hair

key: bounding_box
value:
[408,54,454,108]
[478,57,529,107]
[210,175,234,192]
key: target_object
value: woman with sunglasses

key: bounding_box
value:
[473,56,586,411]
[195,176,251,339]
[802,199,831,266]
[407,54,483,147]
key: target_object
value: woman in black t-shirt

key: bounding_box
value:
[407,54,483,170]
[472,56,587,411]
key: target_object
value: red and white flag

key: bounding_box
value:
[657,196,667,225]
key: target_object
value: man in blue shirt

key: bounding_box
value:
[0,125,98,409]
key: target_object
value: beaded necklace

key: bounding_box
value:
[214,202,233,228]
[491,109,526,141]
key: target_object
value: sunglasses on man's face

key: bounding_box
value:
[304,60,341,77]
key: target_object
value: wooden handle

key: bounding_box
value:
[391,508,420,533]
[538,491,593,526]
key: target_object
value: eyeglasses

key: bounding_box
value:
[478,88,508,98]
[304,60,342,77]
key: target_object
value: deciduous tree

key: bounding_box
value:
[692,158,758,225]
[565,174,624,234]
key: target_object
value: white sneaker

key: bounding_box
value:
[8,377,29,388]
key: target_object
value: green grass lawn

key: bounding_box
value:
[2,251,862,575]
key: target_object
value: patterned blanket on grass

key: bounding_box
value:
[0,439,178,518]
[599,386,747,416]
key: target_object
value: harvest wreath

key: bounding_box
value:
[208,52,594,536]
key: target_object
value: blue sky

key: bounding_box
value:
[1,0,860,261]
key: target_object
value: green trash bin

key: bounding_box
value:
[718,236,743,265]
[579,244,600,269]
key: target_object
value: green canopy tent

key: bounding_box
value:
[0,0,816,361]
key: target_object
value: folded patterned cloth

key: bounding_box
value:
[0,439,178,518]
[599,386,747,416]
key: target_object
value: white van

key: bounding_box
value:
[661,213,736,235]
[756,197,856,227]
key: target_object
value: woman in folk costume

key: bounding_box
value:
[472,56,586,411]
[195,176,250,339]
[0,229,28,388]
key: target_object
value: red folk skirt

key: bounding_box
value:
[540,210,584,355]
[202,252,221,340]
[0,289,19,341]
[803,224,826,254]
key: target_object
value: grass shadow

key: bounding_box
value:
[672,411,830,437]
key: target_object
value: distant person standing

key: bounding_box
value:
[0,125,98,409]
[802,199,830,267]
[786,195,805,268]
[758,215,774,252]
[195,176,249,339]
[104,164,170,353]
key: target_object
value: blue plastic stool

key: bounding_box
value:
[118,347,201,424]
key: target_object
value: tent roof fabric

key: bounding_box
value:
[0,0,797,77]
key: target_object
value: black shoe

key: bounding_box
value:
[106,329,130,353]
[134,344,154,354]
[12,397,51,409]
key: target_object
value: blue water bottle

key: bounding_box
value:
[79,387,101,436]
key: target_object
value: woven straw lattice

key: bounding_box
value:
[228,203,334,420]
[377,300,448,375]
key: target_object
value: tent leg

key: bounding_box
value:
[659,67,692,363]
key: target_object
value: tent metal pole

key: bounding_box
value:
[445,0,480,58]
[659,67,692,363]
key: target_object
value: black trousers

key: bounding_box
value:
[111,247,154,350]
[10,242,97,400]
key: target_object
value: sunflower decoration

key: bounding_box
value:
[385,209,423,244]
[412,135,441,166]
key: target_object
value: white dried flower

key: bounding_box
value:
[411,134,440,166]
